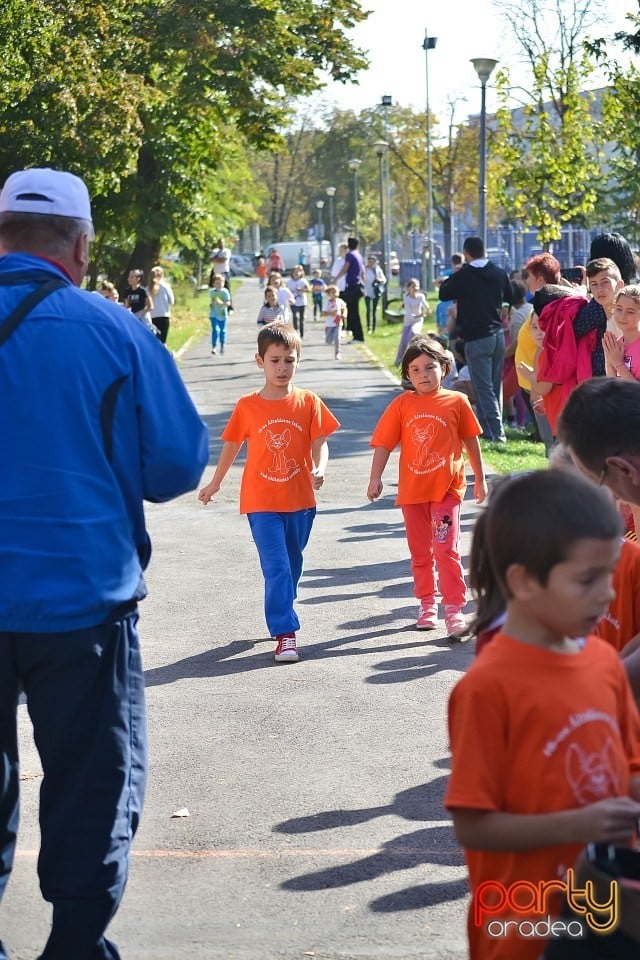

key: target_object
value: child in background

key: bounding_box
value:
[208,274,231,355]
[287,265,311,338]
[198,324,340,664]
[603,284,640,381]
[367,337,486,636]
[447,470,640,960]
[269,272,294,325]
[323,284,346,360]
[256,286,285,327]
[310,269,326,322]
[394,278,430,366]
[255,257,267,289]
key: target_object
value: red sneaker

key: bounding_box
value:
[274,633,299,663]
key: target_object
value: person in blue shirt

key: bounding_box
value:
[0,168,209,960]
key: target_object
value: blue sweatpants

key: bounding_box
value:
[0,611,147,960]
[248,509,316,637]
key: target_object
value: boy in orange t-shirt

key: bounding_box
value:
[366,336,486,636]
[198,323,339,663]
[446,471,640,960]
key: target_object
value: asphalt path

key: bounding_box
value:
[3,279,479,959]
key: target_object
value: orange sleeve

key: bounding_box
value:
[457,393,483,438]
[370,397,401,451]
[309,394,340,440]
[613,654,640,775]
[445,670,509,812]
[220,398,249,444]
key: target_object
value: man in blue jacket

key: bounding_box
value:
[0,169,209,959]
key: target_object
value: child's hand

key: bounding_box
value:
[603,330,624,366]
[198,482,219,505]
[474,478,488,504]
[574,796,640,844]
[310,467,324,490]
[367,479,383,501]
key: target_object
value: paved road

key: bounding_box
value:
[4,279,478,959]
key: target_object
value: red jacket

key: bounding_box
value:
[537,295,596,406]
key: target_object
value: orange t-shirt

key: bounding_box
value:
[369,388,481,505]
[221,387,340,514]
[445,632,640,960]
[596,538,640,652]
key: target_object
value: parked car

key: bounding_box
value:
[229,254,254,277]
[486,247,510,270]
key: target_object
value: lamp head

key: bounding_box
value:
[348,158,362,172]
[326,186,336,198]
[381,95,392,107]
[373,140,389,157]
[471,57,499,83]
[316,200,325,210]
[423,34,437,50]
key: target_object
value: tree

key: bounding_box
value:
[491,0,603,246]
[0,0,369,278]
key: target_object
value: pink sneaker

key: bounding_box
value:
[416,602,438,630]
[274,633,299,663]
[444,606,467,637]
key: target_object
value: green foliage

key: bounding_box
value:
[492,55,599,244]
[0,0,369,278]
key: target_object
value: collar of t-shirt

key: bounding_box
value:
[469,258,489,268]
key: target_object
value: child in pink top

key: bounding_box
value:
[603,284,640,381]
[367,336,486,636]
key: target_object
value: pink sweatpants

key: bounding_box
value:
[401,492,467,608]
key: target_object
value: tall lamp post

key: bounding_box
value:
[374,141,388,310]
[381,95,393,282]
[325,186,336,259]
[470,57,498,250]
[315,200,325,243]
[348,158,362,236]
[423,31,437,291]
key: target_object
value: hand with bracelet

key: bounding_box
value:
[602,329,628,376]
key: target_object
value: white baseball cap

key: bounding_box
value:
[0,168,93,229]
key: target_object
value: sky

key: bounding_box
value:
[308,0,637,122]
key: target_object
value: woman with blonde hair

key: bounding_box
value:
[149,265,175,343]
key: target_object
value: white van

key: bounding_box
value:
[265,241,331,274]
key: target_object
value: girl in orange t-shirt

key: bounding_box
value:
[447,471,640,960]
[366,337,486,637]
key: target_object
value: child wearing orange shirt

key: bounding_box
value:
[198,323,339,663]
[366,337,487,636]
[446,470,640,960]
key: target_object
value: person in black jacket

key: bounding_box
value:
[439,236,512,442]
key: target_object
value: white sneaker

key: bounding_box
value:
[444,606,467,637]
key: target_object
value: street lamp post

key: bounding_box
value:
[374,141,388,310]
[423,31,437,292]
[381,96,393,281]
[325,186,336,259]
[471,57,498,250]
[315,200,325,243]
[347,159,362,236]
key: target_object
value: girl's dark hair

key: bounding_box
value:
[400,336,451,380]
[510,279,527,306]
[469,479,510,637]
[590,232,637,285]
[470,470,621,611]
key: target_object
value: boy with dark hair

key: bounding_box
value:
[558,377,640,503]
[198,323,339,663]
[447,470,640,960]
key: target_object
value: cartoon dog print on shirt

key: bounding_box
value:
[410,421,442,472]
[565,739,621,804]
[265,428,298,475]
